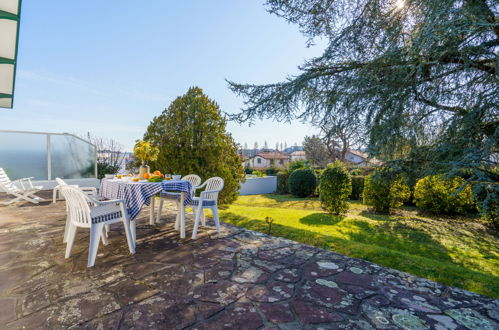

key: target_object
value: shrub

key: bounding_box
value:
[350,176,365,200]
[266,167,278,176]
[244,167,253,175]
[287,160,310,174]
[276,172,289,194]
[319,161,352,214]
[414,176,476,215]
[252,170,265,177]
[363,168,410,213]
[288,168,317,197]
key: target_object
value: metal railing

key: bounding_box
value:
[0,130,97,180]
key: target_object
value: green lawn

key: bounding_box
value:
[219,194,499,298]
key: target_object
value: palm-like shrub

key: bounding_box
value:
[363,168,410,213]
[288,168,317,197]
[414,176,476,215]
[320,161,352,215]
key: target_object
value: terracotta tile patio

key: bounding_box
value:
[0,192,497,329]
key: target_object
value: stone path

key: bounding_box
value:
[0,192,497,329]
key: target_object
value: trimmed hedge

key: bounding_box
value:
[414,175,476,215]
[363,168,410,213]
[288,168,317,197]
[276,172,289,194]
[319,161,352,215]
[350,176,365,200]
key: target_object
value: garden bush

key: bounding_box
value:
[414,175,476,215]
[288,168,317,197]
[350,176,365,200]
[276,172,289,194]
[252,170,265,177]
[319,161,352,214]
[363,168,410,213]
[244,167,253,175]
[287,160,310,174]
[266,167,278,176]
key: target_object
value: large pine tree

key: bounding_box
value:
[144,87,244,205]
[229,0,498,219]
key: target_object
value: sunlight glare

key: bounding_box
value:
[395,0,405,10]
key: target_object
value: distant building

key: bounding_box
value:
[344,150,382,166]
[290,150,307,162]
[244,152,291,169]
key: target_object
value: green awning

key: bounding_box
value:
[0,0,22,109]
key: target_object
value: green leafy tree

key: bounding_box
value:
[320,161,352,215]
[144,87,244,205]
[228,0,498,219]
[303,135,329,167]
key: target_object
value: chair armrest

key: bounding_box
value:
[94,199,126,206]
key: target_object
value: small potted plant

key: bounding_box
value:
[133,139,159,180]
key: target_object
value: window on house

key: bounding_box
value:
[279,159,283,164]
[257,158,261,164]
[270,159,275,165]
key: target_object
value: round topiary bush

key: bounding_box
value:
[320,161,352,215]
[288,168,317,197]
[414,175,476,214]
[350,176,365,200]
[363,168,410,213]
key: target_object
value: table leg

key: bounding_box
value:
[149,196,155,225]
[180,192,186,238]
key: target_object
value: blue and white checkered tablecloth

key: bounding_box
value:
[99,179,192,220]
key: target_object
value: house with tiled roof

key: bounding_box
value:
[244,152,291,169]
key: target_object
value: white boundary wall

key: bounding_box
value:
[239,176,276,195]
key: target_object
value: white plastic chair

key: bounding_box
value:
[56,178,100,243]
[59,184,135,267]
[52,184,97,203]
[0,168,43,205]
[190,177,224,239]
[156,174,202,229]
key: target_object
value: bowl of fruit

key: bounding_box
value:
[147,170,165,182]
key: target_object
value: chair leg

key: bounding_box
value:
[175,201,181,230]
[212,206,220,233]
[88,223,103,267]
[201,210,206,227]
[156,198,164,223]
[191,205,203,239]
[123,218,136,254]
[65,224,78,258]
[63,215,70,243]
[100,227,109,246]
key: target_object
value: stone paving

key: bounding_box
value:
[0,191,498,329]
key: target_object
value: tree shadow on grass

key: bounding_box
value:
[219,211,498,298]
[299,213,344,226]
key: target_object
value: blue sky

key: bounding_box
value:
[1,1,326,151]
